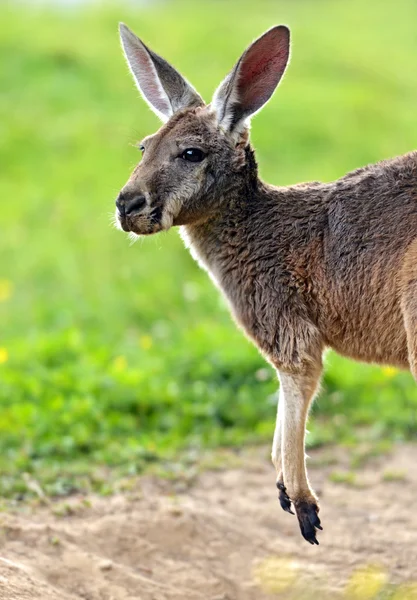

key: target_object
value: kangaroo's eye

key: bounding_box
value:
[138,144,145,154]
[180,148,206,163]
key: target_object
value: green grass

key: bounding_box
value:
[1,0,417,498]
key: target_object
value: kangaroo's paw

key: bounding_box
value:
[276,480,294,515]
[294,498,322,545]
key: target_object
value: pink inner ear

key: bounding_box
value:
[130,44,171,116]
[237,27,289,114]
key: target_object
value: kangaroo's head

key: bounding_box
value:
[116,24,290,236]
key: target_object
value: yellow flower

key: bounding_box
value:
[139,335,153,350]
[0,348,8,364]
[382,366,398,378]
[112,355,127,372]
[253,557,298,594]
[345,565,388,600]
[0,280,13,302]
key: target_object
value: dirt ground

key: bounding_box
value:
[1,444,417,600]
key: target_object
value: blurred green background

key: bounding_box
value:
[1,0,417,497]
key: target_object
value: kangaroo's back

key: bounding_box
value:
[316,151,417,366]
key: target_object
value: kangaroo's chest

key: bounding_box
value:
[181,224,303,354]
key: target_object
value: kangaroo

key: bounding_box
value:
[115,23,417,545]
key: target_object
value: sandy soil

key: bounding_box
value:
[1,444,417,600]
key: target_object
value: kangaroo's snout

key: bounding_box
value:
[116,191,147,217]
[115,186,164,235]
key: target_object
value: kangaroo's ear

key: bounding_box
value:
[119,23,204,122]
[212,26,290,134]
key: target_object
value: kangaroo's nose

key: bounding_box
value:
[116,192,147,216]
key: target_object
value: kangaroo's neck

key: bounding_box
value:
[180,150,265,281]
[181,146,328,289]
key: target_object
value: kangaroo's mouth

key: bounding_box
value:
[115,208,164,236]
[116,211,138,233]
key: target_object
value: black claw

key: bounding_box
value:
[300,523,319,545]
[280,496,295,515]
[276,481,295,515]
[301,524,319,545]
[310,511,322,530]
[294,500,322,546]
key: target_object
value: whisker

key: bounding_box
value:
[128,232,140,246]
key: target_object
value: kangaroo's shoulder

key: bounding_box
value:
[335,150,417,189]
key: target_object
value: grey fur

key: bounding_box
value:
[119,24,203,121]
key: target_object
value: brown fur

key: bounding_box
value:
[116,24,417,544]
